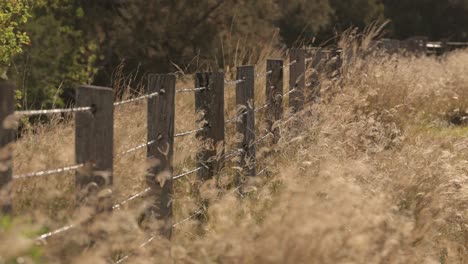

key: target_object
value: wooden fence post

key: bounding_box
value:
[309,48,325,102]
[75,85,114,208]
[146,74,175,238]
[266,59,283,144]
[236,65,256,183]
[195,72,225,182]
[289,48,305,112]
[0,80,15,213]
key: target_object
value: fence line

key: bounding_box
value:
[0,43,394,257]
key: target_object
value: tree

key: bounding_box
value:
[105,0,280,75]
[0,0,30,79]
[314,0,384,44]
[277,0,332,47]
[10,0,99,109]
[383,0,468,40]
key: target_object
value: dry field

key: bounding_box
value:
[1,37,467,263]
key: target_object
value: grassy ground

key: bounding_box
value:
[1,38,467,263]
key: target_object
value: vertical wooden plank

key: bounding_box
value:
[75,85,114,207]
[266,59,283,144]
[195,72,225,182]
[309,48,325,102]
[147,74,175,238]
[0,80,15,213]
[236,65,256,182]
[289,48,305,112]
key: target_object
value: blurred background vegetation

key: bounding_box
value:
[2,0,468,110]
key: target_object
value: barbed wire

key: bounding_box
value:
[114,208,204,264]
[231,166,269,198]
[173,208,204,227]
[176,86,208,93]
[13,164,85,180]
[283,60,297,69]
[225,112,245,124]
[254,103,271,113]
[256,70,273,78]
[120,140,157,156]
[174,127,204,138]
[173,166,203,180]
[225,78,246,86]
[249,133,273,148]
[224,148,243,161]
[114,235,157,264]
[36,224,75,241]
[280,88,297,98]
[112,188,152,210]
[14,107,92,117]
[114,92,160,107]
[226,103,268,125]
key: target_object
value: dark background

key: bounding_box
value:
[9,0,468,109]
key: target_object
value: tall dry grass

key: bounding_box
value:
[1,33,467,263]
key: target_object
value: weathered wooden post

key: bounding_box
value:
[236,66,256,183]
[195,72,225,181]
[146,74,175,238]
[266,59,283,144]
[75,85,114,208]
[309,48,325,102]
[0,80,15,213]
[289,48,305,112]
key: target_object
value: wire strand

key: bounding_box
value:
[120,140,157,156]
[13,164,85,180]
[256,70,273,78]
[114,92,159,107]
[14,107,92,117]
[173,167,203,180]
[114,209,204,264]
[174,127,204,138]
[36,224,75,241]
[254,103,270,113]
[112,188,152,210]
[176,87,208,93]
[249,133,273,148]
[225,79,246,86]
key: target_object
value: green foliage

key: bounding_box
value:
[11,0,99,109]
[0,215,44,263]
[0,0,30,78]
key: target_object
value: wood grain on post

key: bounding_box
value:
[236,65,256,181]
[0,80,15,213]
[147,74,175,238]
[266,59,283,144]
[75,85,114,207]
[195,72,225,181]
[289,48,305,112]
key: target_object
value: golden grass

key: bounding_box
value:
[1,37,467,263]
